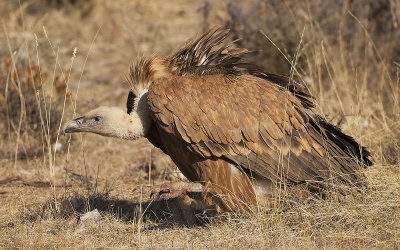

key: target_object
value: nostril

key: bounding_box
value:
[74,116,84,124]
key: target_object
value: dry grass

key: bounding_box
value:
[0,0,400,249]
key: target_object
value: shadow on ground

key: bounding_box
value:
[58,192,215,227]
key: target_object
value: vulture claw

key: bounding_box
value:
[132,184,170,195]
[132,182,203,201]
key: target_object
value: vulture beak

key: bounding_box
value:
[63,116,84,135]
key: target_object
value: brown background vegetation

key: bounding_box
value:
[0,0,400,249]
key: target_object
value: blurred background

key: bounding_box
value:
[1,0,400,248]
[1,0,399,159]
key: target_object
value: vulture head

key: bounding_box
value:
[63,91,152,140]
[63,58,167,140]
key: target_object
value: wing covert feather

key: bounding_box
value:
[147,74,362,183]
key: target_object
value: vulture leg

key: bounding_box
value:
[133,182,203,202]
[133,182,212,211]
[133,182,202,194]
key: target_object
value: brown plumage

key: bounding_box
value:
[64,26,372,213]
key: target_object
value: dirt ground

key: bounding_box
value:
[1,0,400,249]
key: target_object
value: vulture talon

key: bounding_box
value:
[132,184,169,197]
[158,188,187,200]
[132,182,202,201]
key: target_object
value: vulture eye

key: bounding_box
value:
[94,116,102,122]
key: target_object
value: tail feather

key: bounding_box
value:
[319,118,372,167]
[309,117,372,184]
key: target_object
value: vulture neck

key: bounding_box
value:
[102,92,151,140]
[120,113,149,140]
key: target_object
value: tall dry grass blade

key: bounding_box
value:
[2,22,26,169]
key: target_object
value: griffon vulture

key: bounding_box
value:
[64,26,372,213]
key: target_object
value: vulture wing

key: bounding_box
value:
[148,73,370,184]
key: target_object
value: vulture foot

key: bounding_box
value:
[133,182,203,206]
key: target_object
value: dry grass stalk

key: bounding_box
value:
[0,0,400,249]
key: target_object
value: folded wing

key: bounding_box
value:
[148,73,370,185]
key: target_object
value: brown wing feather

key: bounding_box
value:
[148,73,370,185]
[165,26,315,111]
